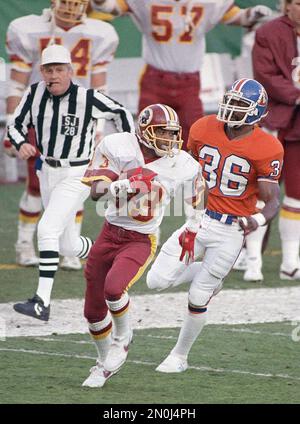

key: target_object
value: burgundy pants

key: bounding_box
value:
[139,64,204,150]
[84,221,156,322]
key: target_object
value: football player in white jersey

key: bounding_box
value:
[3,0,119,269]
[80,103,205,388]
[91,0,272,148]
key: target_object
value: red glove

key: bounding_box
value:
[128,167,157,194]
[179,229,197,265]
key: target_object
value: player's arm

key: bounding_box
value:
[92,90,135,133]
[222,4,272,27]
[90,0,128,17]
[239,181,280,236]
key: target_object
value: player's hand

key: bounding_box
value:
[18,143,37,160]
[238,216,259,236]
[248,5,272,24]
[3,139,17,158]
[178,228,197,265]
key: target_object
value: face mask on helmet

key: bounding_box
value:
[53,0,89,25]
[138,104,183,157]
[217,78,268,127]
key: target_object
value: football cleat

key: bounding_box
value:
[13,294,50,321]
[280,268,300,281]
[243,268,264,282]
[104,330,133,373]
[233,248,247,271]
[15,242,39,267]
[60,256,82,270]
[82,361,115,388]
[156,353,188,373]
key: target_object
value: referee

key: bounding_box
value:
[8,44,135,321]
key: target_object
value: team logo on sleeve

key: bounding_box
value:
[61,114,79,136]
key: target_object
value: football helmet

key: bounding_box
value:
[52,0,89,24]
[137,104,183,157]
[217,78,268,126]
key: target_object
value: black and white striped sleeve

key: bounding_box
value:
[91,90,135,134]
[7,85,35,151]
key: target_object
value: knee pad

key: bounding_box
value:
[146,268,174,291]
[188,287,212,308]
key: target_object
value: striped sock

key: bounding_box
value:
[106,292,130,339]
[172,306,207,358]
[78,236,93,259]
[88,314,112,363]
[36,250,59,307]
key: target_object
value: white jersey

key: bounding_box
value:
[6,9,119,87]
[121,0,235,72]
[82,132,202,234]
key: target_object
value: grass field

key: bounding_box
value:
[1,183,300,405]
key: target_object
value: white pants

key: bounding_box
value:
[147,213,244,307]
[37,163,90,256]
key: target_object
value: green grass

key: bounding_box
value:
[0,323,299,404]
[1,182,300,404]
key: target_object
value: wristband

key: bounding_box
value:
[251,213,266,226]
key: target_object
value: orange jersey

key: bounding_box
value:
[188,115,284,216]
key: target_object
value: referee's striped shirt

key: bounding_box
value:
[7,81,135,161]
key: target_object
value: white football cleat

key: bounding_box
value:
[82,361,115,388]
[233,248,247,271]
[104,330,133,373]
[60,256,82,270]
[156,353,188,373]
[15,242,39,267]
[280,268,300,281]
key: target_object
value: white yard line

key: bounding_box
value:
[0,346,299,382]
[0,286,300,338]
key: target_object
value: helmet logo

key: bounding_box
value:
[257,90,267,107]
[139,108,153,128]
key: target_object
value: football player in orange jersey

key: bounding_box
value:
[146,78,284,373]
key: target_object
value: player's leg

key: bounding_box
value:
[82,223,116,387]
[13,166,91,320]
[147,224,205,291]
[103,231,157,373]
[60,205,84,271]
[279,141,300,280]
[15,157,42,266]
[157,222,243,372]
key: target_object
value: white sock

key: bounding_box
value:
[246,225,267,270]
[17,221,38,245]
[106,292,131,339]
[279,200,300,271]
[88,316,112,363]
[172,311,207,358]
[36,277,54,307]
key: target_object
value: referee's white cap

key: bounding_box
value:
[41,44,72,66]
